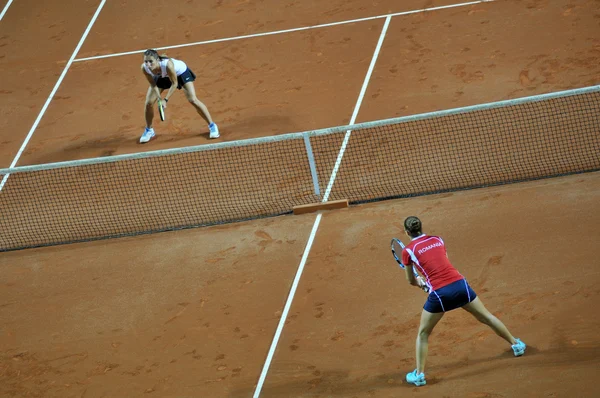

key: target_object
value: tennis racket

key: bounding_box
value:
[158,99,166,121]
[390,238,430,293]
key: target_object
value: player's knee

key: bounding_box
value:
[418,328,431,339]
[187,96,197,104]
[145,101,154,109]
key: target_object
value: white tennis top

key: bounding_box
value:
[143,58,188,78]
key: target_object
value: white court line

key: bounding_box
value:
[321,15,391,202]
[0,0,107,191]
[0,0,14,21]
[252,16,391,397]
[252,213,322,398]
[73,0,494,63]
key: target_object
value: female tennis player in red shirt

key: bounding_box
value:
[400,216,526,386]
[140,49,219,143]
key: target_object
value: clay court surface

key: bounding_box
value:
[1,0,600,397]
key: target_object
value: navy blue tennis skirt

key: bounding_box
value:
[155,68,196,90]
[424,278,477,313]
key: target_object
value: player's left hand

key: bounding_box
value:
[416,277,428,291]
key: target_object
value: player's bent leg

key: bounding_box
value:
[182,82,219,138]
[141,87,159,143]
[406,309,444,386]
[144,87,159,126]
[462,297,514,343]
[462,297,526,356]
[416,309,444,372]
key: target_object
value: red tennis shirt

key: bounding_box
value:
[401,234,464,291]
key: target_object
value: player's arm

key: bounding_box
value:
[163,60,178,103]
[404,263,418,286]
[402,248,417,286]
[402,248,420,287]
[405,264,425,288]
[404,262,427,290]
[141,64,161,99]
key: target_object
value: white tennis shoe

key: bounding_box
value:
[209,122,220,139]
[140,127,155,143]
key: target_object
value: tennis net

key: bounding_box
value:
[1,85,599,251]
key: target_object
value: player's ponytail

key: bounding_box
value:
[404,216,422,237]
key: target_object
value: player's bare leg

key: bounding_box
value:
[182,82,213,124]
[182,82,219,138]
[144,87,160,128]
[462,297,516,344]
[140,87,160,143]
[416,310,444,373]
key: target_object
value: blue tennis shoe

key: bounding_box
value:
[512,338,526,357]
[406,369,426,386]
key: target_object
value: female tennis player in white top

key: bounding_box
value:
[140,49,219,143]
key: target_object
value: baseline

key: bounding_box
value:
[73,1,494,63]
